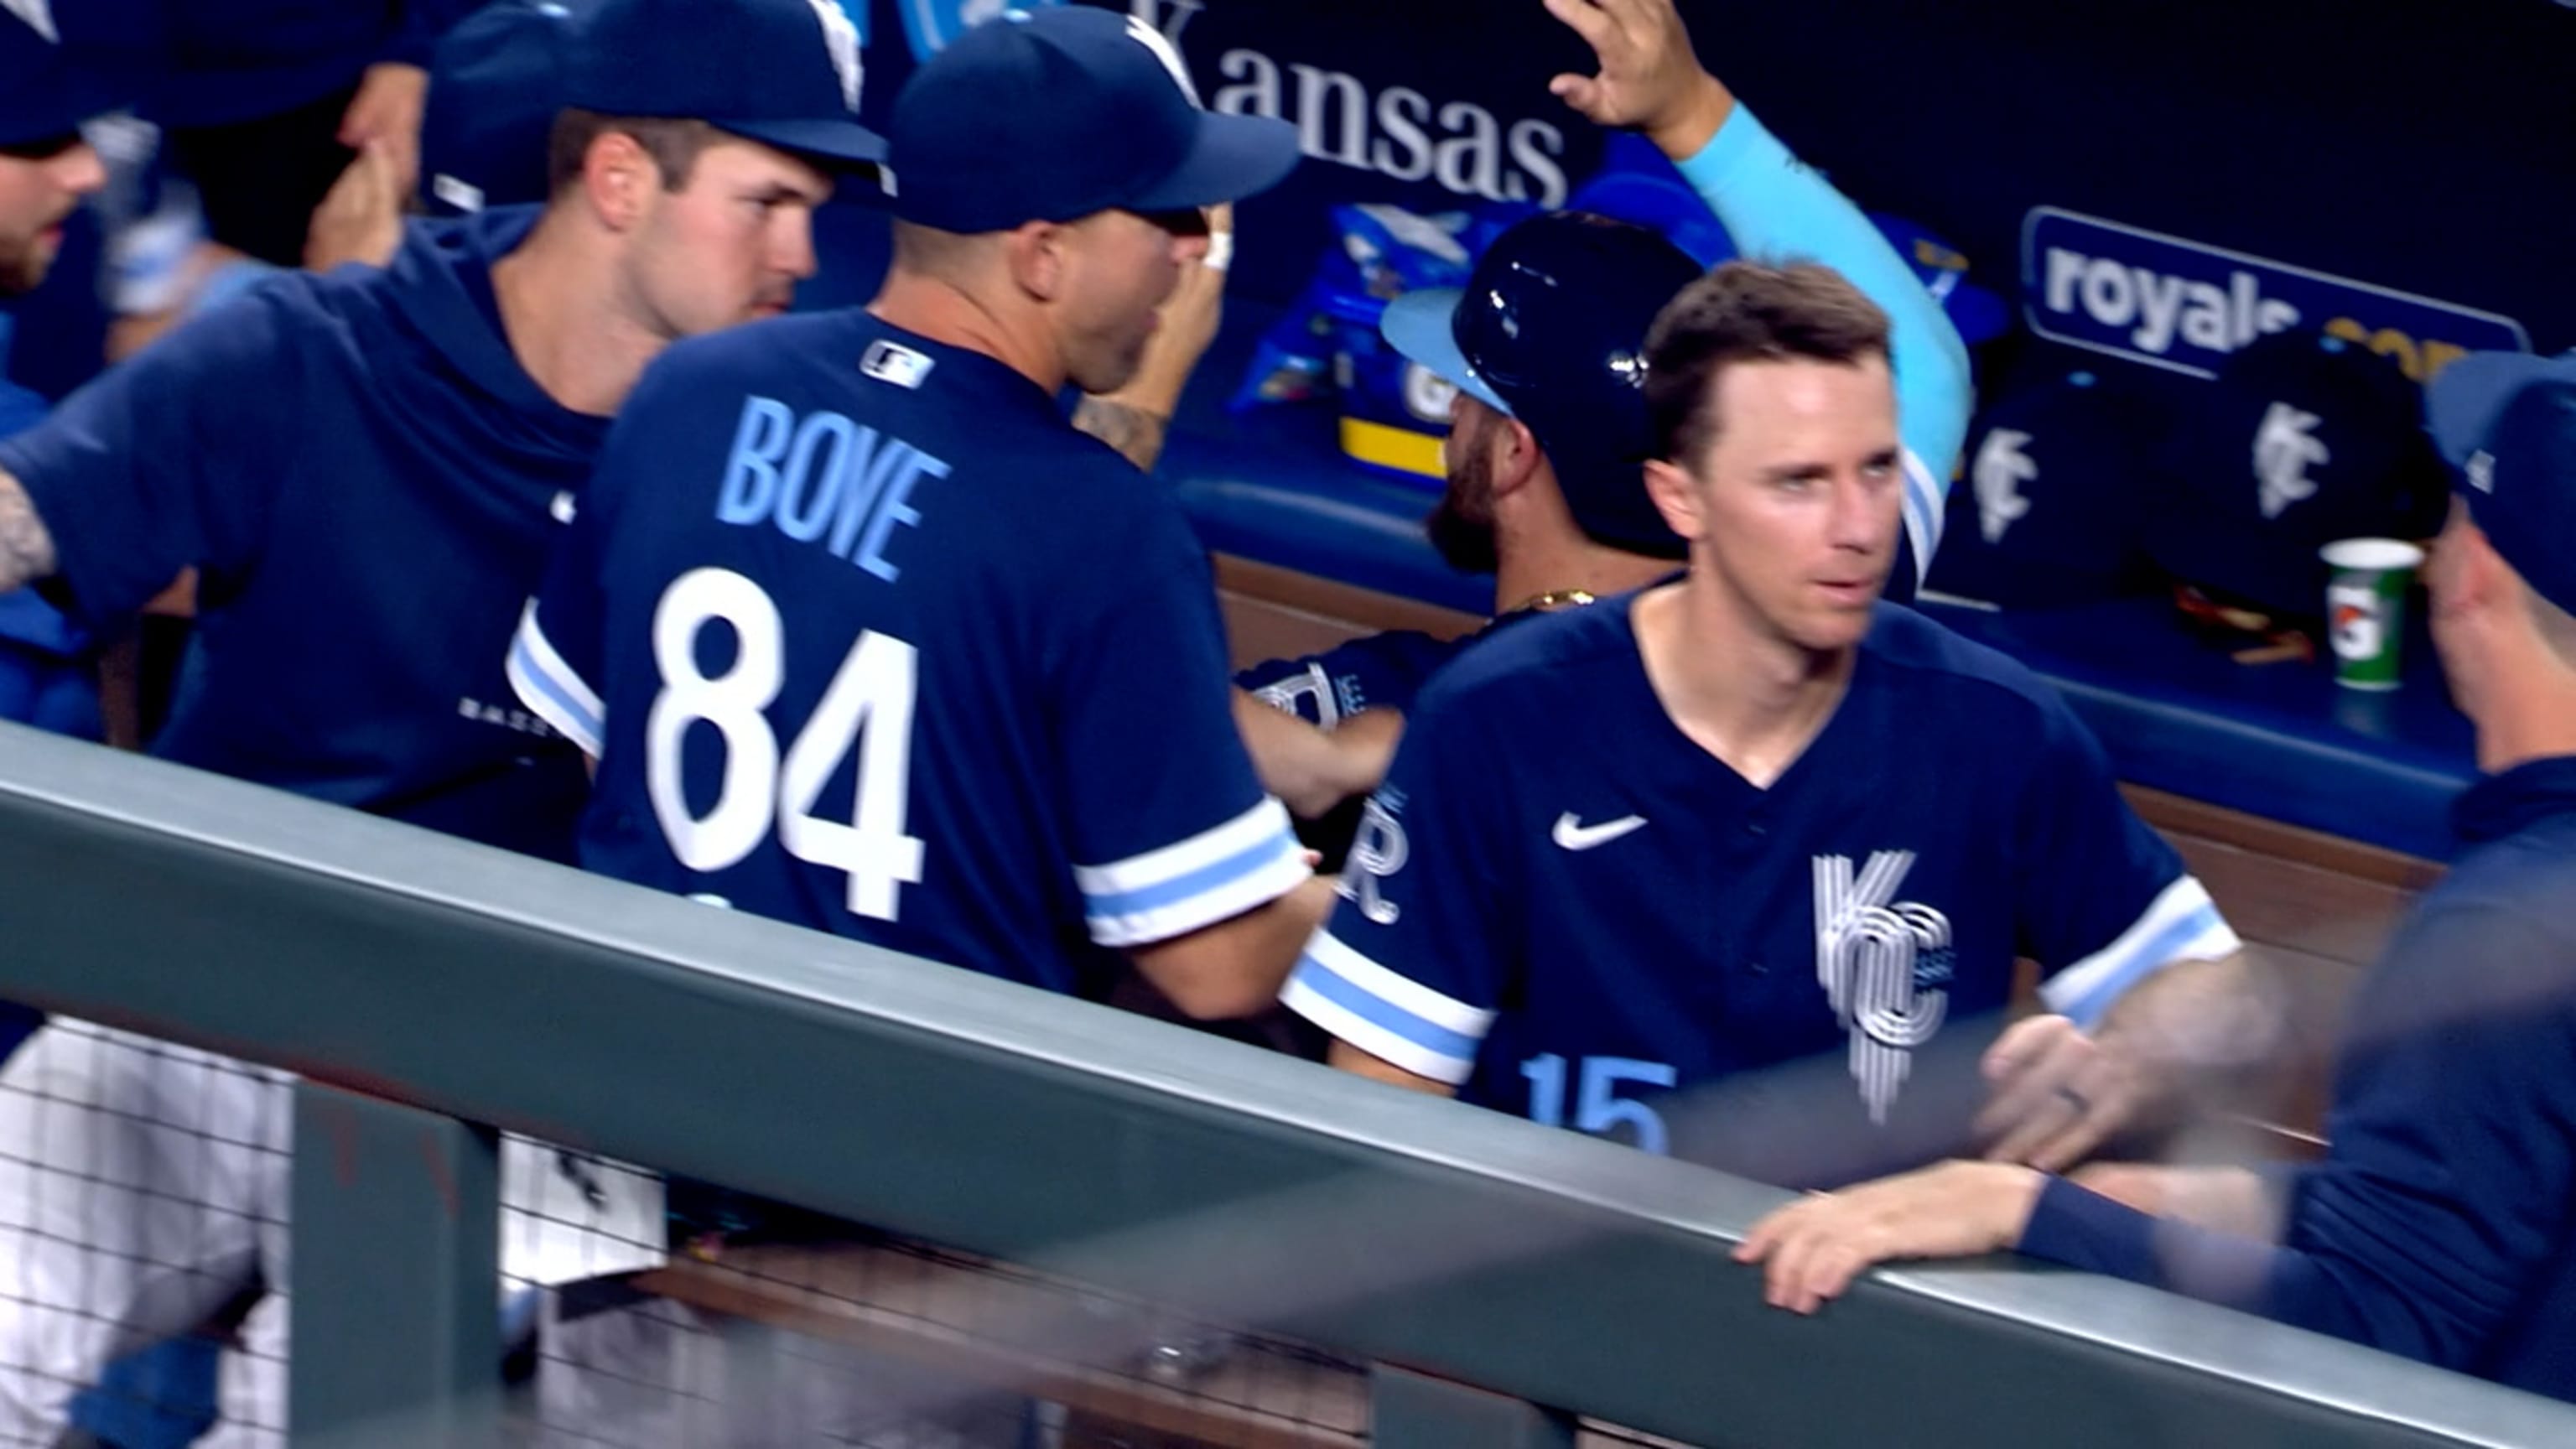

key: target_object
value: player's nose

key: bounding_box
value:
[775,212,819,281]
[49,143,106,199]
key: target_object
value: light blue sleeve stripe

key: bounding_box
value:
[509,633,603,747]
[2057,901,2230,1031]
[1289,950,1483,1067]
[1676,106,1975,549]
[1081,826,1299,922]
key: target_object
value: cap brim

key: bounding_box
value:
[718,116,890,168]
[1380,288,1509,416]
[0,67,125,148]
[1124,110,1302,213]
[2425,351,2576,469]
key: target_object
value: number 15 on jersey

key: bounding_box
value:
[646,567,925,922]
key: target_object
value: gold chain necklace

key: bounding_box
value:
[1499,588,1599,618]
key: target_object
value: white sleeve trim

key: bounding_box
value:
[1078,798,1309,948]
[506,600,605,759]
[1075,797,1296,898]
[2041,875,2243,1025]
[1282,974,1476,1086]
[1302,928,1497,1037]
[1280,930,1495,1086]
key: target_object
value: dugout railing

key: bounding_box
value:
[0,720,2566,1449]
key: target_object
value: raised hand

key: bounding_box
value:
[1541,0,1734,158]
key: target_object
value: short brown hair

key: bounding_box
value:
[1642,260,1892,466]
[546,110,721,198]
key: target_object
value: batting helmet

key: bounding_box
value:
[1382,210,1705,559]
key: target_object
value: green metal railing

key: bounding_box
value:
[0,719,2568,1448]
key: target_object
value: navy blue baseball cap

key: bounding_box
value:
[421,0,595,215]
[0,11,120,148]
[886,7,1300,233]
[569,0,886,166]
[2145,330,2448,621]
[1924,368,2158,609]
[2426,351,2576,616]
[1382,211,1704,558]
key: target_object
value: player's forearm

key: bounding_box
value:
[1327,1037,1458,1097]
[2092,950,2283,1112]
[1130,875,1335,1020]
[2068,1162,2287,1239]
[1231,690,1402,819]
[0,467,59,594]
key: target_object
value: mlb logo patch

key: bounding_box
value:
[860,340,936,389]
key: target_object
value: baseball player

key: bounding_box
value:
[0,4,109,1025]
[0,17,112,747]
[0,0,888,1439]
[1233,0,1974,826]
[1282,258,2247,1191]
[508,8,1329,1015]
[1737,353,2576,1410]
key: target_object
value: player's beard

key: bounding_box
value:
[1425,442,1500,576]
[0,225,57,296]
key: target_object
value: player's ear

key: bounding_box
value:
[2426,501,2480,610]
[1003,221,1068,304]
[1644,456,1706,543]
[1488,418,1545,501]
[583,130,655,232]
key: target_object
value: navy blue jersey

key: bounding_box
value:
[512,312,1306,995]
[1235,628,1466,728]
[1282,597,2238,1188]
[0,207,602,859]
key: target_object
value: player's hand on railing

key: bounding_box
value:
[305,138,406,273]
[1541,0,1734,158]
[1973,1014,2145,1174]
[1734,1161,2046,1315]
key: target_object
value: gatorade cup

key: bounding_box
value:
[2320,538,2425,692]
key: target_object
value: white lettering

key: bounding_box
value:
[1434,101,1504,201]
[1371,86,1434,182]
[2080,259,2136,327]
[1506,119,1568,207]
[2130,267,2187,354]
[2179,280,2231,351]
[1206,45,1561,206]
[2044,247,2085,315]
[1291,64,1368,168]
[1213,49,1282,117]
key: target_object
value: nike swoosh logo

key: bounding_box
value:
[1552,813,1647,851]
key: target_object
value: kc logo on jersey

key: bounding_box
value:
[1814,851,1954,1124]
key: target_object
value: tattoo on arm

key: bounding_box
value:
[1072,398,1172,473]
[0,467,56,594]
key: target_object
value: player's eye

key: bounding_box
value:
[1122,207,1210,240]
